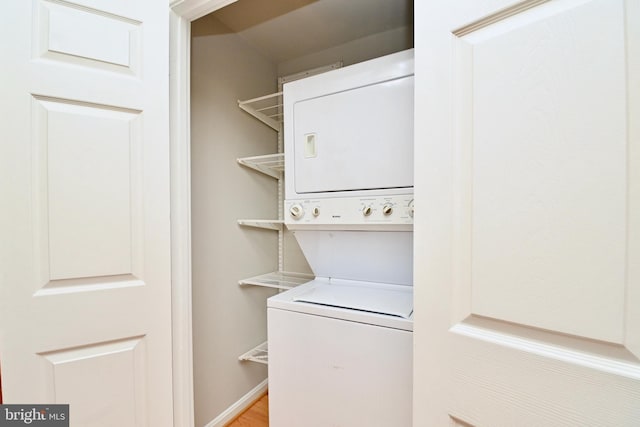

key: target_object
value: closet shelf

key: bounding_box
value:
[238,92,282,132]
[237,219,283,231]
[239,271,314,290]
[238,341,268,365]
[237,153,284,179]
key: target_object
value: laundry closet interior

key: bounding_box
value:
[189,1,414,425]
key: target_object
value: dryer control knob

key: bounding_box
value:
[362,206,372,217]
[382,204,393,216]
[289,204,304,219]
[312,207,320,217]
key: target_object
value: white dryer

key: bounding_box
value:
[268,49,414,426]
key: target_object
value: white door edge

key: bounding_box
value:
[168,2,238,427]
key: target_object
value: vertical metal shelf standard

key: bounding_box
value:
[237,68,338,364]
[236,92,284,234]
[237,91,288,366]
[237,93,310,286]
[236,154,283,231]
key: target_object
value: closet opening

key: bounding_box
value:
[188,1,413,425]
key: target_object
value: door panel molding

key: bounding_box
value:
[414,0,640,424]
[34,0,141,75]
[39,336,148,426]
[451,0,628,343]
[31,95,143,289]
[452,0,551,37]
[452,320,640,380]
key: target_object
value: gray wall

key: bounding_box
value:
[191,14,278,427]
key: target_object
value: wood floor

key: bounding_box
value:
[225,393,269,427]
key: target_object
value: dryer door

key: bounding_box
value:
[292,76,414,194]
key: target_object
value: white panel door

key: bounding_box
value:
[414,0,640,425]
[0,1,172,426]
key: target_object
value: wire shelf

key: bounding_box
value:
[238,92,282,131]
[237,153,284,179]
[239,271,314,290]
[238,341,269,365]
[237,219,283,231]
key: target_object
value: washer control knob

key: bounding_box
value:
[382,204,393,216]
[362,206,372,217]
[289,204,304,219]
[409,200,415,218]
[312,207,320,217]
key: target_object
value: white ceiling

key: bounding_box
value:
[213,0,413,63]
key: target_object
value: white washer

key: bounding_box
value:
[269,50,415,426]
[267,278,413,427]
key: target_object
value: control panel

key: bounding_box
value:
[285,195,414,227]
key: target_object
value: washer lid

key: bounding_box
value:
[292,280,413,319]
[292,230,413,286]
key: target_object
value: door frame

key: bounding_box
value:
[168,1,238,426]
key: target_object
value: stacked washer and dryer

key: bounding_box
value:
[267,50,414,427]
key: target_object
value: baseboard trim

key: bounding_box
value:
[204,379,268,427]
